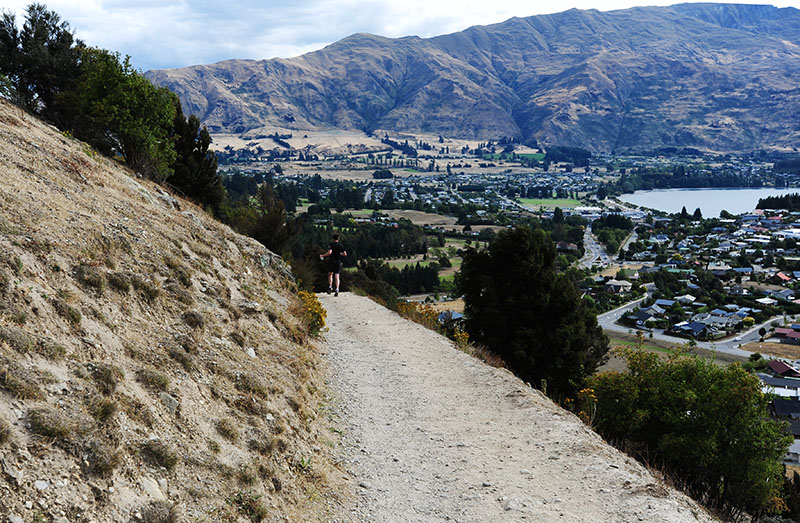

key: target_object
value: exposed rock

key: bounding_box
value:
[140,477,166,501]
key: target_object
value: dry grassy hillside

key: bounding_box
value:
[0,99,345,522]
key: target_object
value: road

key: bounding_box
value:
[579,228,611,268]
[596,287,783,359]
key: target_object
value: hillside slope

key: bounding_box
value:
[0,99,346,521]
[147,3,800,152]
[321,292,717,522]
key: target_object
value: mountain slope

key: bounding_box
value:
[146,3,800,152]
[0,99,345,521]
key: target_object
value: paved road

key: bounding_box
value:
[596,288,784,359]
[579,228,611,268]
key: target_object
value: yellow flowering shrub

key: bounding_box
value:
[396,301,438,330]
[298,291,326,336]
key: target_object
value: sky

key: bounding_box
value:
[2,0,799,71]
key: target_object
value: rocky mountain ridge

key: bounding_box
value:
[147,3,800,153]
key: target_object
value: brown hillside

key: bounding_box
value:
[0,99,345,521]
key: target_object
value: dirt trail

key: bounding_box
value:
[320,292,716,522]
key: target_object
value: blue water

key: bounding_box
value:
[618,187,800,216]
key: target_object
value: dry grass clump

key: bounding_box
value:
[92,363,124,395]
[89,395,118,423]
[37,338,67,360]
[86,439,120,476]
[0,415,11,445]
[0,359,44,399]
[181,310,204,328]
[140,439,179,470]
[168,346,194,372]
[216,417,240,442]
[137,368,170,392]
[140,500,180,523]
[234,372,268,398]
[74,264,105,291]
[28,407,75,440]
[52,297,81,326]
[107,272,131,293]
[166,282,194,305]
[130,274,160,302]
[0,325,34,353]
[229,490,268,521]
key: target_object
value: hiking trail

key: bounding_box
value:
[319,292,715,522]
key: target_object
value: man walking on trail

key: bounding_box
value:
[320,233,347,296]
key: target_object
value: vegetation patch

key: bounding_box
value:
[168,346,194,372]
[216,417,239,442]
[137,368,170,392]
[228,490,268,522]
[0,359,44,399]
[89,396,118,423]
[131,274,160,302]
[92,363,124,395]
[36,338,67,360]
[234,372,268,398]
[28,407,75,440]
[86,439,120,476]
[181,310,204,328]
[74,264,106,291]
[139,500,180,523]
[0,415,10,445]
[0,325,34,353]
[139,439,179,470]
[107,272,131,293]
[297,291,326,336]
[52,298,81,326]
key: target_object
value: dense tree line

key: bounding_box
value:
[757,192,800,210]
[0,3,223,209]
[605,166,770,195]
[458,226,609,399]
[544,146,592,167]
[591,214,633,254]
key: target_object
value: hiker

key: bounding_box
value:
[320,233,347,296]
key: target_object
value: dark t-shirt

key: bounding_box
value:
[328,242,345,272]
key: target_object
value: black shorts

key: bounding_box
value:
[328,260,342,274]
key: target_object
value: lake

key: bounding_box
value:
[618,188,800,216]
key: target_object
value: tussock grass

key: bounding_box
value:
[74,264,105,291]
[130,274,160,302]
[168,346,194,372]
[107,272,131,293]
[52,298,81,326]
[140,500,180,523]
[137,368,170,392]
[37,338,66,360]
[0,359,43,399]
[89,395,118,423]
[234,372,268,398]
[92,363,124,395]
[216,417,239,442]
[181,310,204,328]
[86,439,120,476]
[0,325,34,353]
[229,490,268,521]
[0,415,10,445]
[28,407,75,440]
[140,439,179,470]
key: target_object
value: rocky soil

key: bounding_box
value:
[321,292,717,522]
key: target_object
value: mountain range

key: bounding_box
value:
[146,3,800,153]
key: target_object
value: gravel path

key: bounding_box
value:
[321,292,716,523]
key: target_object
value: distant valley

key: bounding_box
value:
[146,3,800,153]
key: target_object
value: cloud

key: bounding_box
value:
[2,0,796,71]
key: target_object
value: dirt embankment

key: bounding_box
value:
[0,99,345,521]
[321,292,717,522]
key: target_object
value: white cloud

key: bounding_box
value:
[2,0,798,70]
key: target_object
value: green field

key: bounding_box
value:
[609,337,674,354]
[342,208,374,216]
[386,259,436,269]
[518,198,581,209]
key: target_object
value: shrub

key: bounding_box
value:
[140,439,179,470]
[28,407,75,439]
[229,490,268,521]
[396,301,438,330]
[75,264,105,291]
[298,290,326,336]
[137,368,170,391]
[37,338,67,360]
[216,417,239,442]
[234,372,268,398]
